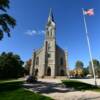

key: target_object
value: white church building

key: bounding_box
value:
[30,9,68,78]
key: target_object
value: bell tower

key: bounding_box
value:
[44,8,56,77]
[45,8,56,40]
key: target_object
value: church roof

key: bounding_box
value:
[34,47,43,55]
[56,44,65,53]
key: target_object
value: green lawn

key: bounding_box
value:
[0,80,53,100]
[0,78,25,84]
[62,80,100,92]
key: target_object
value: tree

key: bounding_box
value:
[74,61,85,78]
[0,52,24,79]
[75,60,84,69]
[89,59,100,77]
[69,70,75,77]
[83,67,89,76]
[24,59,32,75]
[0,0,16,40]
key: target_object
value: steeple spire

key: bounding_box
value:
[48,8,54,22]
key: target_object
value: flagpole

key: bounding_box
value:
[82,8,97,86]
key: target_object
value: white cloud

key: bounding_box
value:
[38,30,45,34]
[25,30,37,36]
[25,29,45,36]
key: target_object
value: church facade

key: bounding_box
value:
[30,9,68,78]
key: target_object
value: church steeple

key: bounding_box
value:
[48,8,54,23]
[45,8,56,40]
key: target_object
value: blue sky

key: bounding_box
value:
[0,0,100,69]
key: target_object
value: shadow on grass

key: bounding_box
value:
[62,80,100,91]
[0,80,53,100]
[0,81,24,92]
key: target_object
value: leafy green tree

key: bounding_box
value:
[0,52,24,79]
[83,67,89,76]
[75,60,84,69]
[24,59,32,75]
[89,59,100,77]
[0,0,16,40]
[74,61,87,78]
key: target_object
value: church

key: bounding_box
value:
[30,9,68,78]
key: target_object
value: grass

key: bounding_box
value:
[62,80,100,92]
[0,78,25,84]
[0,88,53,100]
[0,80,24,92]
[0,80,53,100]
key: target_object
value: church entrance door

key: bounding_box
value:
[47,67,51,76]
[35,69,38,76]
[60,69,64,76]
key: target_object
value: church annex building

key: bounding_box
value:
[30,9,68,78]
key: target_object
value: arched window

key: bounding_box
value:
[48,53,51,58]
[48,43,51,50]
[36,57,39,65]
[60,58,63,65]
